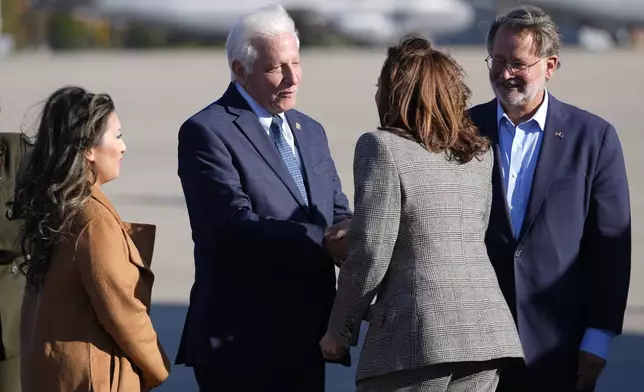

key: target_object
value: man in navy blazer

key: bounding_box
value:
[174,4,352,391]
[468,6,631,392]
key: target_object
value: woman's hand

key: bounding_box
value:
[319,332,348,361]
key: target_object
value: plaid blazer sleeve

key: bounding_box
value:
[326,131,401,347]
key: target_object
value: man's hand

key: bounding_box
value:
[320,332,348,361]
[325,219,351,241]
[324,236,348,266]
[324,219,351,265]
[577,351,607,391]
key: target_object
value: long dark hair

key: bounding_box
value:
[15,86,115,292]
[377,35,489,163]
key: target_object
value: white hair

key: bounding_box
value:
[226,3,300,80]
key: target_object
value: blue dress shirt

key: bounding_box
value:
[497,92,614,360]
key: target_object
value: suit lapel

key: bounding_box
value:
[222,83,310,213]
[518,95,567,241]
[476,100,515,240]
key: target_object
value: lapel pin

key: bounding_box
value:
[555,131,564,139]
[295,122,301,130]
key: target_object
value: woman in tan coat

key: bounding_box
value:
[15,86,170,392]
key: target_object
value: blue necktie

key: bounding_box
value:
[270,115,309,205]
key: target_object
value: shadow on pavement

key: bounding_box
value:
[150,303,643,391]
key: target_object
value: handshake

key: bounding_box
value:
[323,219,351,266]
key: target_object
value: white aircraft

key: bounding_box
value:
[309,0,476,44]
[49,0,476,45]
[476,0,644,49]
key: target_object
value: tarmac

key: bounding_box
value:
[1,47,642,391]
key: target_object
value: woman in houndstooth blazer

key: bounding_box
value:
[319,35,524,391]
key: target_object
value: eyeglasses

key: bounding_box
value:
[485,56,543,76]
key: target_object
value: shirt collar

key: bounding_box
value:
[234,82,286,128]
[496,89,549,131]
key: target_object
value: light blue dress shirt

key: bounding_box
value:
[497,92,614,360]
[235,82,301,168]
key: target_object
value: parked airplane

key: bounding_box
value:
[475,0,644,48]
[310,0,476,44]
[36,0,476,46]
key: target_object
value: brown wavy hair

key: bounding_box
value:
[377,35,489,163]
[14,86,115,292]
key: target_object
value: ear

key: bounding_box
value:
[545,55,559,80]
[232,60,248,86]
[85,147,96,163]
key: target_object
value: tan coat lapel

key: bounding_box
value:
[90,187,156,270]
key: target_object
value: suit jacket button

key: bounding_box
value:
[514,249,523,258]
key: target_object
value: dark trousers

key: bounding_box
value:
[194,362,325,392]
[496,358,595,392]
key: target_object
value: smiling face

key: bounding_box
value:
[233,32,301,114]
[489,25,558,111]
[85,112,126,186]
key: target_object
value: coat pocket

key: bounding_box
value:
[313,158,333,175]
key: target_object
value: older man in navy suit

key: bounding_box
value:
[469,5,631,392]
[175,4,352,391]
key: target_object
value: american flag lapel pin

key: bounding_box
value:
[295,122,301,130]
[555,131,564,139]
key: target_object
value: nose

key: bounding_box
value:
[498,65,513,80]
[283,64,299,86]
[121,140,127,155]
